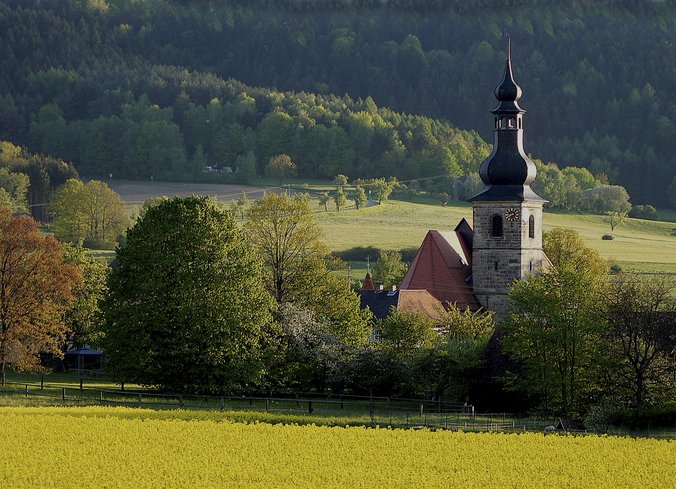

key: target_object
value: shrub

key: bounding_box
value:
[629,205,658,220]
[602,234,614,240]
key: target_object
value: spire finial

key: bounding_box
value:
[494,38,522,103]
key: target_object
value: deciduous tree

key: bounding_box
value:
[51,179,130,247]
[265,154,297,186]
[318,191,330,212]
[503,264,607,417]
[101,197,275,393]
[333,186,347,211]
[370,178,393,204]
[372,250,407,288]
[245,193,371,347]
[605,274,675,409]
[353,186,367,209]
[0,209,81,378]
[63,245,109,349]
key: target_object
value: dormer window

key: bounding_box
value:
[491,215,503,237]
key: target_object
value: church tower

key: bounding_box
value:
[470,42,548,315]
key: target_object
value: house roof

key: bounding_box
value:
[397,290,446,322]
[400,219,481,311]
[359,289,400,319]
[359,288,447,322]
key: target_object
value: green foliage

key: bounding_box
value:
[370,178,393,204]
[669,177,676,208]
[0,141,78,221]
[419,306,495,400]
[101,196,275,393]
[245,192,371,348]
[0,2,672,205]
[0,167,29,212]
[50,179,130,247]
[604,210,628,232]
[604,274,675,410]
[333,186,347,211]
[629,205,658,220]
[353,186,367,210]
[372,250,407,288]
[333,174,348,187]
[378,309,436,355]
[317,191,331,212]
[63,245,109,348]
[503,263,608,417]
[543,227,608,278]
[235,151,257,184]
[265,154,297,185]
[581,185,632,215]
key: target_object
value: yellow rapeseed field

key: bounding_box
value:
[1,406,673,488]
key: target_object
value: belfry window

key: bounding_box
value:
[491,215,503,237]
[528,215,535,238]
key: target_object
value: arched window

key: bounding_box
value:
[528,215,535,238]
[491,215,503,237]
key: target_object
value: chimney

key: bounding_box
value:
[391,285,397,291]
[377,284,384,291]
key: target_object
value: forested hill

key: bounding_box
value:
[0,0,673,207]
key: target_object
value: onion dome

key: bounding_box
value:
[470,40,545,203]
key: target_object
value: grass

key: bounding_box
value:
[315,199,676,274]
[69,178,675,275]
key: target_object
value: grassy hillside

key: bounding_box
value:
[96,180,674,274]
[315,199,676,274]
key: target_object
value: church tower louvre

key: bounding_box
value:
[470,41,549,315]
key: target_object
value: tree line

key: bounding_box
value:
[0,1,672,207]
[2,191,673,429]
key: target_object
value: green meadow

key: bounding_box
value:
[85,180,675,275]
[314,199,676,275]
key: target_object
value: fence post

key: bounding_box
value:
[1,371,4,385]
[80,378,83,391]
[62,388,66,400]
[220,396,225,411]
[138,393,142,405]
[308,401,313,414]
[41,375,44,390]
[121,381,125,392]
[100,391,103,403]
[25,384,28,397]
[265,398,269,412]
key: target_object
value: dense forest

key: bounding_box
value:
[0,0,673,206]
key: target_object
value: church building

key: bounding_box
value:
[396,44,551,316]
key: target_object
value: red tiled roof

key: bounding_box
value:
[397,290,447,322]
[400,219,481,311]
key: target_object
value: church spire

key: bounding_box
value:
[470,40,544,203]
[494,38,523,110]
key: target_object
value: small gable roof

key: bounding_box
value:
[397,290,446,322]
[359,289,447,322]
[400,219,481,311]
